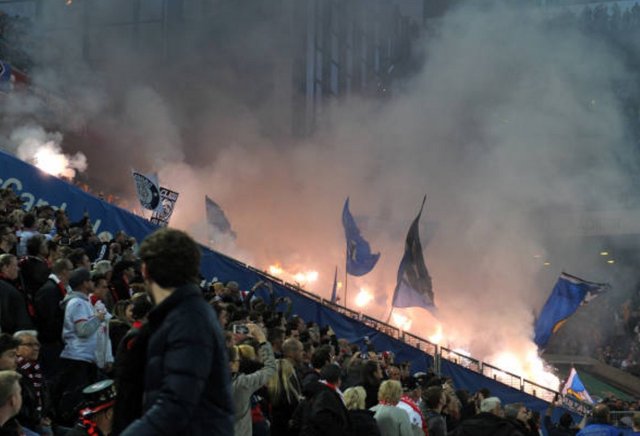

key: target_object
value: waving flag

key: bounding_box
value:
[534,272,609,349]
[206,196,236,242]
[391,196,434,310]
[132,171,161,211]
[562,368,594,404]
[342,198,380,276]
[150,187,179,227]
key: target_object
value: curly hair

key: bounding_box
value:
[138,228,201,288]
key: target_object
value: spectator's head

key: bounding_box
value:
[91,273,110,301]
[21,213,36,230]
[113,300,133,325]
[504,402,529,423]
[113,260,136,282]
[79,379,117,435]
[480,397,502,416]
[282,338,303,365]
[559,412,573,429]
[311,345,333,370]
[344,386,366,410]
[13,331,39,363]
[592,404,611,424]
[52,258,73,285]
[0,335,19,371]
[362,360,383,385]
[130,293,153,322]
[478,388,491,400]
[0,254,18,281]
[402,377,422,402]
[424,385,445,411]
[268,327,285,350]
[69,248,91,270]
[0,225,16,250]
[0,371,21,425]
[26,234,46,257]
[378,380,402,406]
[387,365,401,381]
[139,229,200,298]
[238,344,256,362]
[69,268,93,294]
[93,260,113,282]
[320,363,341,387]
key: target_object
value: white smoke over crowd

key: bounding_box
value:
[2,0,639,386]
[11,125,88,179]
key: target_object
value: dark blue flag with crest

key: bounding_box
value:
[342,198,380,276]
[534,272,609,349]
[391,196,435,310]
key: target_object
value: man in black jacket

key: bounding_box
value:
[302,363,350,436]
[33,258,72,379]
[0,255,33,334]
[450,396,524,436]
[120,228,233,436]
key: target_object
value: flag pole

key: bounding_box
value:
[385,306,393,325]
[344,258,349,308]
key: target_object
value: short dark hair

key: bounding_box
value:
[26,235,44,257]
[52,258,73,275]
[68,248,87,268]
[22,213,36,229]
[559,412,573,428]
[423,386,444,409]
[0,334,19,355]
[139,228,201,288]
[311,345,332,370]
[320,363,341,384]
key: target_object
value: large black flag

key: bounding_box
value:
[391,196,434,310]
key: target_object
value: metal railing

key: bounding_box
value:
[226,256,564,404]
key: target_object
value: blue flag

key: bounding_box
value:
[562,367,594,404]
[132,170,161,211]
[342,198,380,276]
[330,266,338,303]
[391,196,434,310]
[206,196,237,242]
[534,272,609,349]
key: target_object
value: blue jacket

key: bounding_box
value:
[577,423,622,436]
[121,284,233,435]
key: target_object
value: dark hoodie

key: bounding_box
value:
[450,412,525,436]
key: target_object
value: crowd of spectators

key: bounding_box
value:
[0,183,637,435]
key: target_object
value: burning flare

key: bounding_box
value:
[354,288,374,308]
[268,263,318,288]
[13,126,87,179]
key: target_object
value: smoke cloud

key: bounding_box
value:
[2,0,639,382]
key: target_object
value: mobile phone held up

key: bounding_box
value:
[233,324,250,335]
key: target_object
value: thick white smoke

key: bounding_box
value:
[2,0,639,386]
[12,125,88,179]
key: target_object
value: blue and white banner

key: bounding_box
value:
[151,187,179,227]
[132,170,161,211]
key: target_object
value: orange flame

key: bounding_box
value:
[268,263,318,288]
[354,288,374,307]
